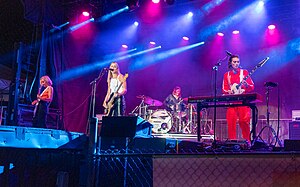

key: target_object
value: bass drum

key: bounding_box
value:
[148,109,173,134]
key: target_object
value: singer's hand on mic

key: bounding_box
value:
[105,68,114,71]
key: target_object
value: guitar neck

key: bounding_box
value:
[237,68,256,88]
[114,82,124,94]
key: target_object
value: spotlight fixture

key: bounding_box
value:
[164,0,175,5]
[217,32,224,36]
[182,36,189,41]
[232,30,239,34]
[268,24,275,30]
[82,11,90,17]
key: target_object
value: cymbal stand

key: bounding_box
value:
[264,85,282,148]
[183,104,194,134]
[130,98,148,119]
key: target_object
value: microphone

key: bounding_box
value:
[226,50,233,57]
[264,81,278,87]
[257,57,270,67]
[104,68,114,71]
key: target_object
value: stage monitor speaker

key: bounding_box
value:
[289,121,300,140]
[100,116,152,138]
[284,140,300,151]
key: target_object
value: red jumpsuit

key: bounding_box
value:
[222,68,254,142]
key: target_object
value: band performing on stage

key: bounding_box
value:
[104,53,267,143]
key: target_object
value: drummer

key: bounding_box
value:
[163,86,186,115]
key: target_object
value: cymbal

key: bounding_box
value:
[144,97,163,106]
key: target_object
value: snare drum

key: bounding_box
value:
[148,109,173,134]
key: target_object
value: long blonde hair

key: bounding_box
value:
[41,75,53,86]
[107,62,120,82]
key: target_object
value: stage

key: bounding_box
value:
[1,125,300,186]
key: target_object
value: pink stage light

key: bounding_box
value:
[268,24,276,30]
[152,0,160,3]
[217,32,224,36]
[82,11,90,17]
[182,36,189,41]
[232,30,239,34]
[122,44,128,49]
[150,41,156,45]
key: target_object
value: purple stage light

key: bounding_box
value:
[232,30,239,34]
[268,24,275,30]
[188,12,193,17]
[182,36,189,41]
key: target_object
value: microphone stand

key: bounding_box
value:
[86,68,109,187]
[211,55,227,148]
[86,68,107,134]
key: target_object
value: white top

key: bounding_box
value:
[109,75,123,94]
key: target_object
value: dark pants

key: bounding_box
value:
[108,96,126,116]
[33,101,49,128]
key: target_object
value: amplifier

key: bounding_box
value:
[18,104,61,129]
[289,121,300,140]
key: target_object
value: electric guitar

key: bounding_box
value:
[231,57,269,94]
[105,73,128,116]
[32,86,42,116]
[32,86,50,116]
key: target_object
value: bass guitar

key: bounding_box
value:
[231,57,269,94]
[105,73,128,116]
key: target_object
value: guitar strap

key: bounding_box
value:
[227,72,232,89]
[240,69,244,83]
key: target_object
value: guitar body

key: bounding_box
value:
[230,83,245,94]
[104,73,128,116]
[228,57,269,95]
[105,93,117,116]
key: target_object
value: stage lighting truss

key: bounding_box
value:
[164,0,175,5]
[126,0,139,11]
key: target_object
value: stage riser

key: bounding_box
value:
[0,126,85,149]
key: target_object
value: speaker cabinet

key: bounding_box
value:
[99,116,153,151]
[100,116,152,138]
[289,121,300,140]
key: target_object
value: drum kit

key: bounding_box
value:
[130,95,198,134]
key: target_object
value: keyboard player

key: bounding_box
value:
[222,54,254,143]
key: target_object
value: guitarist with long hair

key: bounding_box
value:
[103,62,127,116]
[222,54,254,143]
[32,75,53,128]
